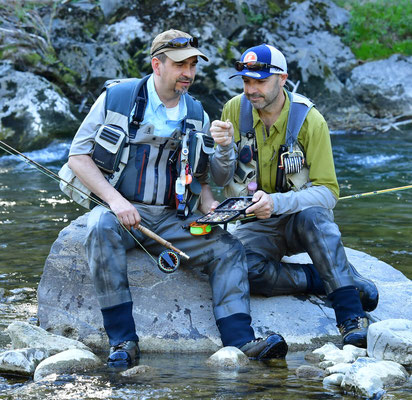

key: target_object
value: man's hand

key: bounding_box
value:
[245,190,274,219]
[210,120,234,147]
[68,154,141,230]
[198,183,220,214]
[108,196,141,230]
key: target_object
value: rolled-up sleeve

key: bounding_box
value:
[69,92,107,156]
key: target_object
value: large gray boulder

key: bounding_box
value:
[0,61,79,151]
[346,54,412,120]
[37,214,412,353]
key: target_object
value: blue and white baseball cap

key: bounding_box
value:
[230,44,287,79]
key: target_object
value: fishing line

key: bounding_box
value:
[0,140,189,269]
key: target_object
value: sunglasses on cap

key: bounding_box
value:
[234,61,284,72]
[152,37,199,56]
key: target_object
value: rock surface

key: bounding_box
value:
[0,61,78,151]
[1,0,411,151]
[206,347,249,369]
[367,319,412,366]
[0,348,49,376]
[6,321,91,355]
[341,357,408,399]
[33,348,102,382]
[37,214,412,353]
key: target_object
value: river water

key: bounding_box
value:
[0,130,411,399]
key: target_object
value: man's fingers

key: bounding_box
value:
[211,120,229,128]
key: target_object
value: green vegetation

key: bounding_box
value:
[334,0,412,60]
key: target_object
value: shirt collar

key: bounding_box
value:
[251,88,290,134]
[147,74,187,121]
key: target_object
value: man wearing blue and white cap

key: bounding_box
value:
[210,44,379,348]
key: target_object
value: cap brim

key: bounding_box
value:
[229,70,276,79]
[162,48,209,62]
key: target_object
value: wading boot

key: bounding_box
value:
[349,263,379,312]
[338,317,369,348]
[240,333,288,360]
[107,340,140,367]
[304,263,378,312]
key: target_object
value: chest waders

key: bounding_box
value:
[224,91,314,198]
[59,76,214,218]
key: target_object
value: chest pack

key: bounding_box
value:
[224,91,314,198]
[59,75,214,216]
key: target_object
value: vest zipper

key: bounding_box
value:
[151,142,166,204]
[167,163,173,200]
[137,149,147,194]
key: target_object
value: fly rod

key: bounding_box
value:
[339,185,412,200]
[0,140,189,263]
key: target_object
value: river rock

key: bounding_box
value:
[0,61,78,151]
[341,357,409,399]
[206,347,249,369]
[33,348,102,382]
[367,319,412,366]
[0,348,49,376]
[323,373,344,386]
[6,321,91,355]
[346,55,412,120]
[120,364,154,377]
[318,344,367,369]
[295,365,325,379]
[37,214,412,353]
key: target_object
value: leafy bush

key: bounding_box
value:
[336,0,412,60]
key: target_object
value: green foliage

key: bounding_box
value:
[338,0,412,60]
[22,52,42,66]
[241,3,267,25]
[217,40,238,63]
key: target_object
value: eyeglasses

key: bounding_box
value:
[152,37,199,56]
[234,61,284,72]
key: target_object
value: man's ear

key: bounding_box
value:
[152,57,161,76]
[279,73,289,87]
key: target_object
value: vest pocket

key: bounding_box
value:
[115,144,150,202]
[92,125,126,173]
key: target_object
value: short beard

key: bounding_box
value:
[247,76,281,110]
[175,78,193,96]
[174,87,189,95]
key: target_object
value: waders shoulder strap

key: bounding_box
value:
[285,90,314,148]
[239,94,255,139]
[183,94,204,133]
[104,75,151,131]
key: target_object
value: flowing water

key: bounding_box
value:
[0,130,411,399]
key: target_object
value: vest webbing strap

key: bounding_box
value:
[239,94,254,138]
[183,95,204,133]
[285,91,312,149]
[104,75,150,123]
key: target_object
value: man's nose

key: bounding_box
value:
[182,64,195,78]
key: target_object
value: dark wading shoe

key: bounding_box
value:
[350,264,379,312]
[240,333,288,360]
[339,317,369,348]
[107,341,140,367]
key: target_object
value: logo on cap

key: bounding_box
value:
[243,52,257,63]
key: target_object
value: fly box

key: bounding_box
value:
[196,197,254,225]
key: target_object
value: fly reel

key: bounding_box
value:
[158,250,180,273]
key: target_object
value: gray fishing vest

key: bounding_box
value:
[224,90,314,198]
[99,75,210,212]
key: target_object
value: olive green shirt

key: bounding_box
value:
[221,90,339,199]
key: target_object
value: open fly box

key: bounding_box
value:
[196,197,254,225]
